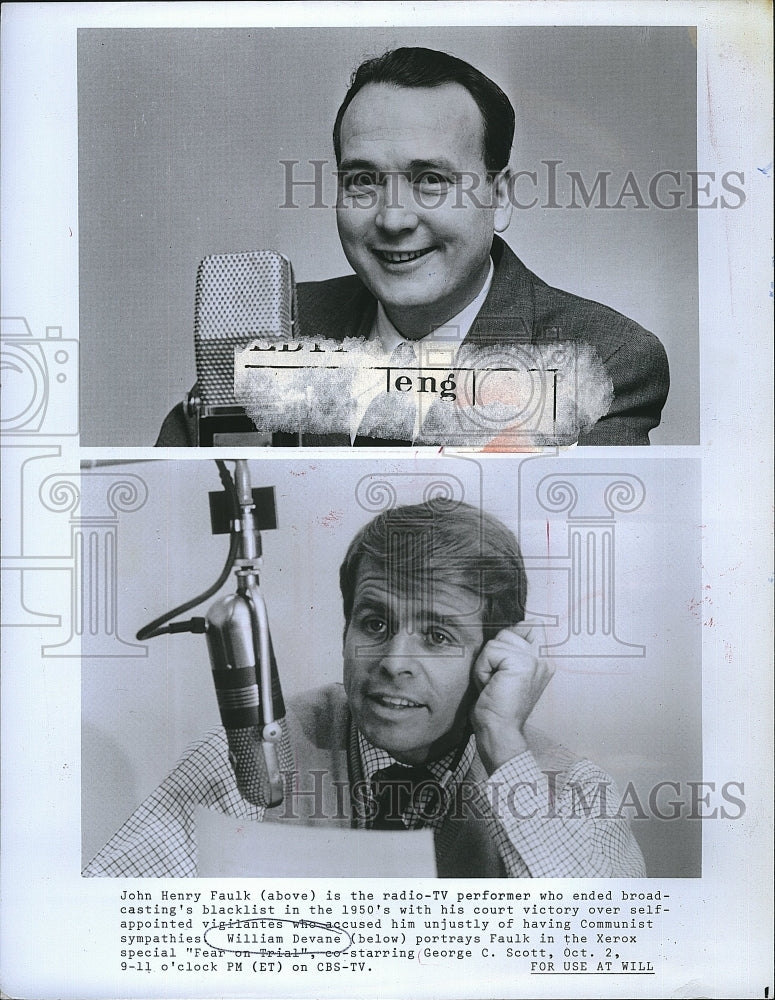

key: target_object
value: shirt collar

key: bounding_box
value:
[370,257,495,354]
[357,731,476,830]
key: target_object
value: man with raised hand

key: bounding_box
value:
[85,500,645,878]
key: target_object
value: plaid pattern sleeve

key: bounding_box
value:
[481,752,646,878]
[83,729,263,878]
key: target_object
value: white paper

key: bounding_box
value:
[196,808,437,878]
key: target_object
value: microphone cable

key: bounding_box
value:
[136,460,240,641]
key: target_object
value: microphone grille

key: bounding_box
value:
[226,718,294,808]
[194,250,295,406]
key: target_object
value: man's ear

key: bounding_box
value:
[492,167,514,234]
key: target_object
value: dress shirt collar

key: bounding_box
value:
[357,730,476,830]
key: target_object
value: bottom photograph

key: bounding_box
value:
[81,453,701,879]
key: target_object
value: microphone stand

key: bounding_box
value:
[205,460,284,807]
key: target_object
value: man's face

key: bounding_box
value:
[343,558,485,765]
[336,82,513,339]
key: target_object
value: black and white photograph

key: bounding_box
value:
[1,3,772,1000]
[77,25,699,448]
[80,455,702,881]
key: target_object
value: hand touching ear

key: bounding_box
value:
[470,624,555,775]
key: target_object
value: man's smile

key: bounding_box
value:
[373,247,435,265]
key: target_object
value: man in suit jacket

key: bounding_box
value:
[156,47,668,447]
[84,500,645,878]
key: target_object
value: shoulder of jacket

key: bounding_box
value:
[534,280,664,361]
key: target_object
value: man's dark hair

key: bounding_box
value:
[333,47,515,173]
[339,499,527,642]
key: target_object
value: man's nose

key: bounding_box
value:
[378,629,420,675]
[375,175,419,234]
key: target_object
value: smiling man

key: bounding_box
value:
[156,46,669,447]
[84,500,645,878]
[333,76,512,340]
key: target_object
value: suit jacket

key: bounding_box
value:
[155,237,669,446]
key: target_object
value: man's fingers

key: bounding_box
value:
[472,624,556,690]
[480,624,549,661]
[499,623,556,679]
[498,621,551,649]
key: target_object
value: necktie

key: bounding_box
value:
[370,762,437,830]
[354,341,418,445]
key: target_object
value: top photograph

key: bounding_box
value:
[78,26,707,447]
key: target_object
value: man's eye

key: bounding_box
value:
[344,172,378,190]
[362,617,388,636]
[415,172,450,190]
[426,628,456,647]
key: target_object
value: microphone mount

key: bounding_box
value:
[137,459,284,807]
[208,460,284,805]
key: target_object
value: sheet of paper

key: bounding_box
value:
[196,809,437,878]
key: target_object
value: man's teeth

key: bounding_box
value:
[378,249,430,263]
[374,694,422,708]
